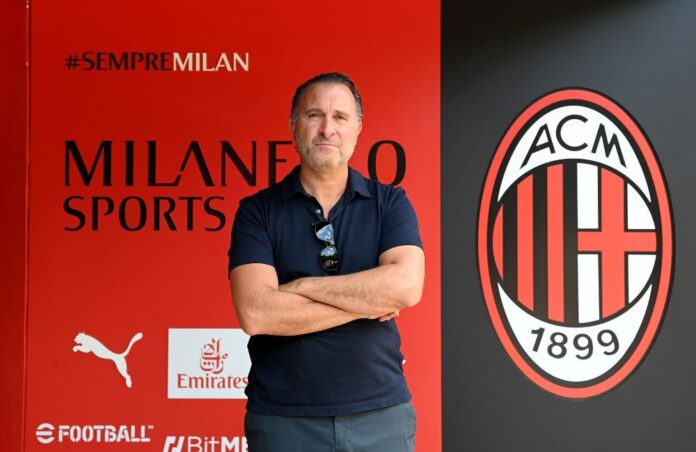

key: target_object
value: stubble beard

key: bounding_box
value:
[296,138,349,173]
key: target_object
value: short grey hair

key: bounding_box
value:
[290,72,363,123]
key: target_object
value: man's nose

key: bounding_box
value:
[318,117,336,136]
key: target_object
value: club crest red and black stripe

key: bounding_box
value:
[491,162,658,325]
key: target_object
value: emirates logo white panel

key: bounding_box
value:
[168,329,250,399]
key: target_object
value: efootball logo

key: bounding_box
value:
[477,88,674,398]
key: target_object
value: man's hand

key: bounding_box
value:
[377,311,400,322]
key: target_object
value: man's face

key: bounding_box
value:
[291,82,362,172]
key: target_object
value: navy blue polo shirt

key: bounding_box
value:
[228,165,422,417]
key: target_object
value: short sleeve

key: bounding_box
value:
[227,196,275,275]
[378,187,423,255]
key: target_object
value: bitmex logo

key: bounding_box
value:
[163,435,247,452]
[35,423,153,444]
[477,88,674,398]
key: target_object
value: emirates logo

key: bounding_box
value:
[168,328,250,399]
[199,338,228,374]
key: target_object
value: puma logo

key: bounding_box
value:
[73,332,143,388]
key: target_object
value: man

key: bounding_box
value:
[228,72,424,452]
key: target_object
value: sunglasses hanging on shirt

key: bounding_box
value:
[313,219,340,272]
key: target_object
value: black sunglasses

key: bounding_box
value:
[313,219,340,272]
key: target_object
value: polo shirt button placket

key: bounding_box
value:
[314,207,327,221]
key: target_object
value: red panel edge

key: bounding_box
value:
[0,1,29,451]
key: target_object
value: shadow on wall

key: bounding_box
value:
[451,0,653,50]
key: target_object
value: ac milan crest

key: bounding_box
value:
[477,88,674,398]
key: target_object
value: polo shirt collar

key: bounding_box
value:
[347,167,372,199]
[280,166,309,201]
[280,165,372,201]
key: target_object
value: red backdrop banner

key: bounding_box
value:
[24,1,440,450]
[0,1,28,452]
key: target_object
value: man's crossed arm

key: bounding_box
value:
[229,245,425,336]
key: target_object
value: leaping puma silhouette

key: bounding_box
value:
[73,332,143,388]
